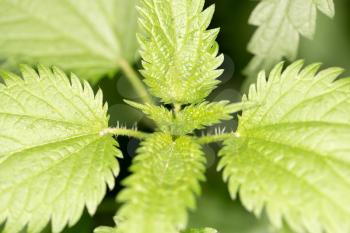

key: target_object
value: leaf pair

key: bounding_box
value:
[127,100,243,135]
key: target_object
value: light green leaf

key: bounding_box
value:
[124,99,174,132]
[219,61,350,233]
[243,0,335,89]
[115,133,206,233]
[94,226,116,233]
[172,102,237,135]
[0,0,138,82]
[126,100,245,135]
[113,0,140,63]
[0,65,121,233]
[138,0,223,104]
[183,228,218,233]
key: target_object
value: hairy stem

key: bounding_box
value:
[118,59,154,104]
[196,132,240,144]
[100,127,149,139]
[173,103,182,117]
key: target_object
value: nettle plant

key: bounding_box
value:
[0,0,349,233]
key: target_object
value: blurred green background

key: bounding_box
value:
[5,0,349,232]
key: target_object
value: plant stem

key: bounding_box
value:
[196,132,240,144]
[100,127,149,139]
[173,103,182,117]
[118,59,154,104]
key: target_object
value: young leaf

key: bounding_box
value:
[115,133,206,233]
[243,0,335,88]
[172,101,237,135]
[0,66,121,233]
[125,99,174,132]
[0,0,138,82]
[138,0,223,104]
[127,100,243,135]
[219,61,350,233]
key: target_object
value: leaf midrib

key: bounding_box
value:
[242,120,350,132]
[244,145,350,215]
[0,132,100,162]
[245,135,350,185]
[0,133,103,191]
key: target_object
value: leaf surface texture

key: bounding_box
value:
[0,66,121,233]
[219,61,350,233]
[115,133,206,233]
[138,0,223,103]
[127,100,237,135]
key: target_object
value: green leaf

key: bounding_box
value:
[243,0,335,88]
[94,226,116,233]
[219,61,350,233]
[124,99,174,132]
[0,0,138,82]
[138,0,223,104]
[126,100,244,135]
[113,0,140,63]
[172,102,236,135]
[0,65,121,233]
[115,133,206,233]
[183,228,218,233]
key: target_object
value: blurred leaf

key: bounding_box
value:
[188,176,271,233]
[94,226,116,233]
[0,0,138,82]
[299,0,350,76]
[243,0,334,90]
[183,227,218,233]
